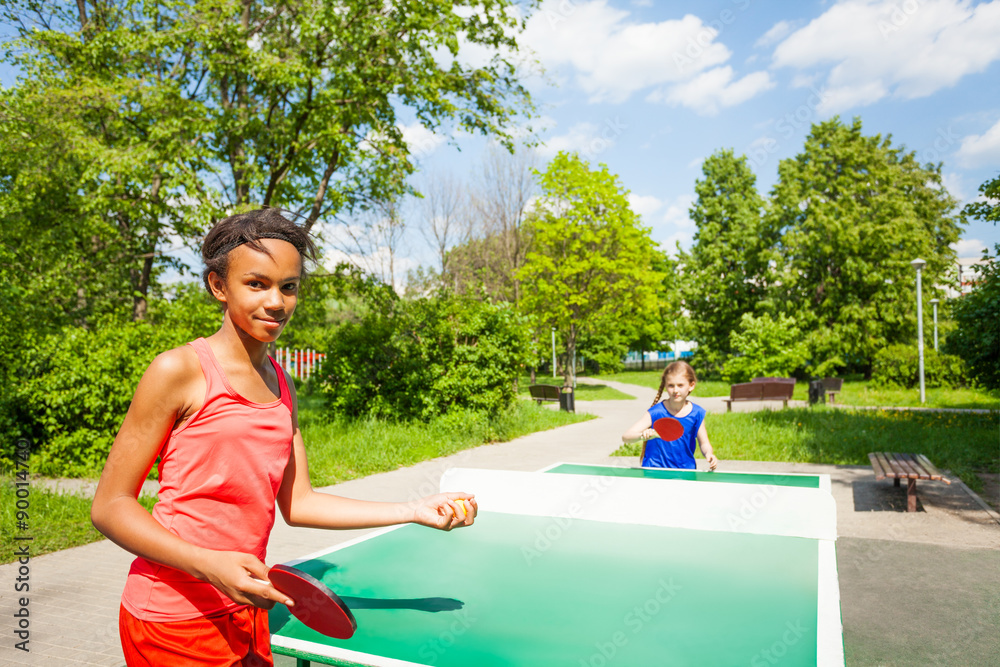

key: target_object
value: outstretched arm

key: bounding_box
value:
[622,413,654,444]
[275,377,476,531]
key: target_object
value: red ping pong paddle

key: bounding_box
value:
[268,564,357,639]
[652,416,684,441]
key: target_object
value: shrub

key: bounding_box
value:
[318,288,531,421]
[871,344,970,389]
[723,313,809,383]
[11,288,220,476]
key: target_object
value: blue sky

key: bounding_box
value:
[3,0,998,283]
[404,0,1000,277]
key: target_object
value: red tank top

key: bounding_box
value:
[121,338,294,621]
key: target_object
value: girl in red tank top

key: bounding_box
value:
[92,209,477,666]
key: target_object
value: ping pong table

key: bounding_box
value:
[270,464,843,666]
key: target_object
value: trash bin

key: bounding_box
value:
[559,386,575,413]
[808,380,825,405]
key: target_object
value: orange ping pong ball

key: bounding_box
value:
[455,499,467,519]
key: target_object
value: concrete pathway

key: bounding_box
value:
[2,380,997,666]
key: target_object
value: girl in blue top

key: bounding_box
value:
[622,361,718,470]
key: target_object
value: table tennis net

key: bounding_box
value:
[440,468,837,541]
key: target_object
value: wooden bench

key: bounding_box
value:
[751,376,796,385]
[528,384,560,405]
[821,377,843,404]
[868,452,951,512]
[723,381,794,412]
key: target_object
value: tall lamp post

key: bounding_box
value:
[911,258,926,404]
[930,298,940,352]
[551,327,557,379]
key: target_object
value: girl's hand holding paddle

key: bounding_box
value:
[410,493,477,531]
[195,550,289,610]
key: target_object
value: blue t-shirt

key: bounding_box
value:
[641,401,706,469]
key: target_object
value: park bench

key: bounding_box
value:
[868,452,951,512]
[820,377,843,404]
[528,384,560,405]
[723,381,794,412]
[751,376,796,385]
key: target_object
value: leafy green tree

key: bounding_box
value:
[679,149,773,372]
[722,313,809,383]
[2,0,535,320]
[962,174,999,225]
[518,152,665,386]
[943,244,999,390]
[769,117,962,376]
[626,248,681,370]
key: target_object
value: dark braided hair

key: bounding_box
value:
[651,361,698,406]
[201,208,318,295]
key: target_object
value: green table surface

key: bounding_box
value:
[271,511,820,666]
[546,463,821,488]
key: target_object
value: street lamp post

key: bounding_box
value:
[930,298,939,352]
[911,259,926,404]
[551,327,557,379]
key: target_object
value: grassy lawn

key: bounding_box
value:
[0,482,156,564]
[596,370,731,397]
[599,370,1000,410]
[299,399,593,487]
[516,376,634,401]
[2,397,591,561]
[613,407,999,492]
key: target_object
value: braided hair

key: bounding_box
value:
[651,361,698,406]
[201,208,318,295]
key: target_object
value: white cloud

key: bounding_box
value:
[649,67,775,116]
[941,172,966,201]
[952,238,987,258]
[628,193,664,219]
[399,122,448,159]
[535,118,627,160]
[955,118,1000,168]
[771,0,1000,115]
[756,20,793,47]
[522,1,732,103]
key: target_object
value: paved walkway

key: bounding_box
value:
[2,380,997,666]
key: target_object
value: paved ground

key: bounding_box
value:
[2,379,997,666]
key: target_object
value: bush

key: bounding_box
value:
[318,288,531,421]
[9,287,220,476]
[871,344,970,389]
[723,313,809,383]
[943,245,999,390]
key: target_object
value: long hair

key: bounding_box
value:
[651,361,698,406]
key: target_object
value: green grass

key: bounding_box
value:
[613,407,999,491]
[301,400,593,487]
[596,370,731,397]
[0,481,155,564]
[516,376,634,401]
[600,370,1000,410]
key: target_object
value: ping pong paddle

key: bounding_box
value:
[652,416,684,441]
[268,564,357,639]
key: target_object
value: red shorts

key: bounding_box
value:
[119,604,273,667]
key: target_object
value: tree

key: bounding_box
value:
[962,173,999,225]
[769,117,962,376]
[678,149,773,373]
[518,152,665,386]
[722,313,809,383]
[2,0,535,320]
[416,172,470,281]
